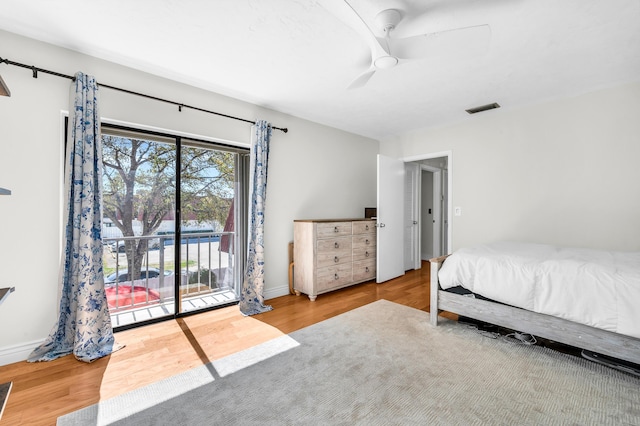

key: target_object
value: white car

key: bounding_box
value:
[104,268,173,285]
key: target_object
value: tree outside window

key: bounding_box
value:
[101,134,235,282]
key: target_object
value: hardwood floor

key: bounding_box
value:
[0,264,435,425]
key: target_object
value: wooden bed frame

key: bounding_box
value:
[429,255,640,366]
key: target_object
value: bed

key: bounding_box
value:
[429,241,640,366]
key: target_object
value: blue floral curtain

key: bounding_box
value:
[239,120,274,315]
[28,72,119,363]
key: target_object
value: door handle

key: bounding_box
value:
[413,221,418,225]
[379,223,386,228]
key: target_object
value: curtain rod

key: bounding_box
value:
[0,56,288,133]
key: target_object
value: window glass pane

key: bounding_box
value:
[101,131,177,326]
[179,142,238,313]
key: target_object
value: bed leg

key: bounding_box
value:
[429,256,447,327]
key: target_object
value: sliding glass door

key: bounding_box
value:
[100,125,246,328]
[178,139,240,314]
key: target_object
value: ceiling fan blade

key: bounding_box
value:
[319,0,396,89]
[319,1,391,63]
[348,68,376,89]
[343,1,391,58]
[388,24,491,61]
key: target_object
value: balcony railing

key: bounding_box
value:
[102,232,236,319]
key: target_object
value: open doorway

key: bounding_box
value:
[403,154,450,269]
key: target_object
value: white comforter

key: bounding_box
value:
[437,242,640,339]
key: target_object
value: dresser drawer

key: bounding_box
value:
[353,259,376,282]
[316,222,352,238]
[352,220,375,234]
[352,234,376,250]
[317,236,352,254]
[317,251,352,268]
[352,247,375,262]
[317,263,353,291]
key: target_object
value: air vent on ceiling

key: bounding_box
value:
[466,102,500,114]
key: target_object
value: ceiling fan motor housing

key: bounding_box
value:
[375,9,402,33]
[374,55,399,69]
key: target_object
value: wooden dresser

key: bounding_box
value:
[293,218,376,301]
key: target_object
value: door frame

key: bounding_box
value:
[420,164,442,259]
[404,151,453,257]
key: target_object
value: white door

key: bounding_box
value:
[377,154,405,283]
[404,163,420,270]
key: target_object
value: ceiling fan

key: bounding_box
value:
[326,1,491,89]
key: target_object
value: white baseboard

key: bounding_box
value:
[264,284,290,302]
[0,339,42,366]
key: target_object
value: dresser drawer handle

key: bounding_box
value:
[334,226,339,233]
[334,273,339,280]
[365,239,370,245]
[334,242,339,249]
[365,267,370,273]
[365,224,369,231]
[334,256,339,263]
[365,251,370,257]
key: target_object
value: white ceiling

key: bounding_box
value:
[1,0,639,139]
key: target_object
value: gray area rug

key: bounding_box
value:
[59,299,640,425]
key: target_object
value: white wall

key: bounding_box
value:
[381,81,640,253]
[0,30,378,364]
